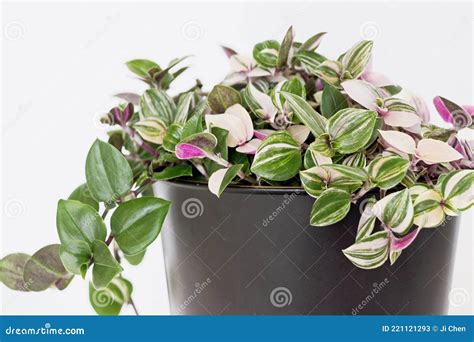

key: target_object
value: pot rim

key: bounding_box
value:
[158,179,307,195]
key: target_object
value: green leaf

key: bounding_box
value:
[91,240,123,289]
[152,165,193,181]
[59,241,91,277]
[272,79,306,111]
[126,59,159,78]
[0,253,31,291]
[320,85,348,118]
[311,60,343,87]
[276,26,293,68]
[203,126,229,174]
[68,184,99,211]
[298,32,326,52]
[413,189,445,228]
[85,140,134,203]
[140,88,176,125]
[368,155,409,190]
[281,92,327,137]
[208,164,243,197]
[421,124,456,142]
[253,40,280,68]
[310,188,351,226]
[180,114,204,140]
[124,251,146,266]
[341,40,373,79]
[373,189,414,234]
[174,92,194,124]
[162,123,183,152]
[89,277,132,315]
[207,85,241,113]
[343,231,389,269]
[328,108,377,154]
[111,197,171,255]
[251,131,301,181]
[23,245,72,292]
[56,199,107,247]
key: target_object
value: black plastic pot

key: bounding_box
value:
[153,181,459,315]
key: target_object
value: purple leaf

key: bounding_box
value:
[175,143,206,159]
[390,228,420,251]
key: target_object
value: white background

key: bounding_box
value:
[1,1,473,315]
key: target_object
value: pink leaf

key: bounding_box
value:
[378,130,416,155]
[175,143,206,160]
[341,80,379,111]
[416,139,464,165]
[390,228,420,251]
[383,111,421,128]
[433,96,453,123]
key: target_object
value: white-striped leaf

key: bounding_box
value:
[300,164,366,198]
[281,92,327,137]
[303,145,332,169]
[413,189,445,228]
[250,131,301,181]
[253,40,280,68]
[343,231,389,269]
[356,197,376,241]
[140,89,176,125]
[293,51,326,73]
[271,79,306,112]
[298,32,327,52]
[328,108,377,154]
[310,188,351,226]
[368,155,410,190]
[341,40,373,79]
[311,60,343,87]
[174,92,195,124]
[133,117,167,144]
[408,183,430,201]
[342,152,366,169]
[437,169,474,211]
[373,189,414,235]
[276,26,294,68]
[208,164,243,197]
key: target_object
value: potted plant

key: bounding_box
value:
[1,27,472,315]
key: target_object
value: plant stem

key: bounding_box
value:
[129,297,139,315]
[105,234,114,246]
[124,126,160,159]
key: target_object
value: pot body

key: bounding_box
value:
[154,181,460,315]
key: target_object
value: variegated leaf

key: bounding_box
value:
[281,92,327,137]
[250,131,301,181]
[140,88,176,125]
[368,155,409,189]
[356,197,376,241]
[207,85,241,113]
[343,231,389,269]
[341,40,373,79]
[298,32,327,52]
[437,169,474,211]
[310,188,351,226]
[342,152,366,169]
[373,189,414,235]
[413,189,445,228]
[328,108,377,154]
[253,40,280,68]
[303,144,332,169]
[300,164,366,198]
[311,60,343,87]
[175,132,217,160]
[134,117,167,144]
[276,26,294,68]
[208,164,243,197]
[174,92,194,124]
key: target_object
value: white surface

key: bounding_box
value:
[1,1,473,315]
